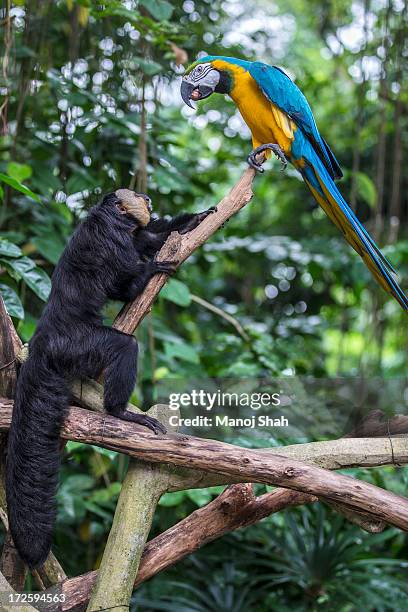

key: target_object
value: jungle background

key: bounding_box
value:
[0,0,407,609]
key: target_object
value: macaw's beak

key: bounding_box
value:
[180,80,215,108]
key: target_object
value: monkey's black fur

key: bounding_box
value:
[6,191,213,569]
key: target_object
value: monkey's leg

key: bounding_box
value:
[96,328,166,435]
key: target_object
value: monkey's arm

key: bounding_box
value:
[146,208,216,235]
[108,260,176,302]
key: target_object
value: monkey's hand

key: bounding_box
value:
[150,260,178,275]
[114,408,167,435]
[178,207,217,235]
[199,205,217,220]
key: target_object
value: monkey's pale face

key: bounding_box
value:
[115,189,152,227]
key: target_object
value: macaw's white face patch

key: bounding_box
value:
[181,63,220,108]
[185,63,218,86]
[115,189,151,227]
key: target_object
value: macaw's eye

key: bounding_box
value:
[196,66,203,73]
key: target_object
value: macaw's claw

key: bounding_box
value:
[247,143,288,172]
[247,152,265,173]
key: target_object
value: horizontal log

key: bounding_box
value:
[1,399,407,531]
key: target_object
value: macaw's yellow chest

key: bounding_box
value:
[225,65,296,155]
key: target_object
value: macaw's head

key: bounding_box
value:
[180,56,235,108]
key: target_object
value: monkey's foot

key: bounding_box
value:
[114,409,167,435]
[247,144,288,173]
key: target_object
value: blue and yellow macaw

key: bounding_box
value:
[180,56,408,311]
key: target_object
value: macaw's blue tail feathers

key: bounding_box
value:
[301,153,408,311]
[320,137,343,180]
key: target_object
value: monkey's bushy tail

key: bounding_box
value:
[6,355,70,568]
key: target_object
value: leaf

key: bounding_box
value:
[355,172,377,208]
[89,482,121,504]
[0,172,41,202]
[82,501,112,520]
[133,57,163,76]
[139,0,174,21]
[7,162,32,183]
[60,474,95,493]
[186,488,213,507]
[153,366,170,380]
[153,166,189,192]
[23,267,52,301]
[164,341,200,364]
[6,256,51,301]
[161,278,191,306]
[4,256,34,274]
[158,491,187,507]
[0,239,22,258]
[0,284,24,319]
[32,235,65,265]
[89,445,118,460]
[17,313,37,342]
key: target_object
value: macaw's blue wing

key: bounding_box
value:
[249,61,343,180]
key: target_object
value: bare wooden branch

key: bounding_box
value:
[324,500,385,533]
[60,486,313,612]
[190,294,249,341]
[0,295,22,399]
[41,480,393,611]
[34,553,67,589]
[133,485,313,587]
[343,409,408,438]
[113,168,255,334]
[0,400,406,531]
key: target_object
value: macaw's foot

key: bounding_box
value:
[113,408,167,435]
[247,143,288,173]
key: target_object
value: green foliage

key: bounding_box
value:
[0,172,41,202]
[134,505,408,611]
[1,0,407,601]
[161,278,192,306]
[0,283,24,319]
[354,172,377,209]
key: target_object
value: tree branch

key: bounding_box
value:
[0,400,407,530]
[58,486,313,612]
[190,294,249,341]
